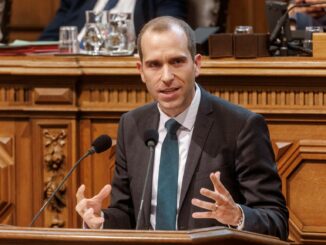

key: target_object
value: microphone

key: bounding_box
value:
[269,1,326,44]
[29,134,112,227]
[136,129,158,230]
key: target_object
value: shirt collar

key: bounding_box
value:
[158,83,201,132]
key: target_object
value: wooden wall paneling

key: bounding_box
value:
[9,0,60,41]
[227,0,268,33]
[0,201,14,224]
[0,121,16,226]
[14,120,34,227]
[90,121,118,208]
[31,119,77,228]
[78,75,149,112]
[77,119,118,227]
[277,140,326,244]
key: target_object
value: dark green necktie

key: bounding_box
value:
[156,119,181,230]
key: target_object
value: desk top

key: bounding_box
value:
[0,56,326,76]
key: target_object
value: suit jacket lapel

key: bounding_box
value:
[179,89,214,209]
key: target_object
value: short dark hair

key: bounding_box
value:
[137,16,196,61]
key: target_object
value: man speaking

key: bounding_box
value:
[75,16,289,241]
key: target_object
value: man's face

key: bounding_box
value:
[137,26,201,117]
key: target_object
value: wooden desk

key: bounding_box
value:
[0,226,288,245]
[0,56,325,244]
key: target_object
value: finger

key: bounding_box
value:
[83,208,104,223]
[192,211,216,219]
[192,198,216,212]
[93,184,111,202]
[75,198,88,215]
[199,188,227,206]
[83,208,104,229]
[210,172,229,196]
[76,184,86,203]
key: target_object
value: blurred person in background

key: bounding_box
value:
[39,0,186,41]
[289,0,326,29]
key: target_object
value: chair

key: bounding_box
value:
[0,0,12,43]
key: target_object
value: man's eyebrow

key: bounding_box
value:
[144,59,161,65]
[170,56,187,61]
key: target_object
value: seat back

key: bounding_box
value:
[0,0,12,43]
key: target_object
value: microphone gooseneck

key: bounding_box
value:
[29,134,112,227]
[136,129,158,230]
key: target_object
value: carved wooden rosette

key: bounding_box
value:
[43,129,67,228]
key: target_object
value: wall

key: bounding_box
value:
[9,0,60,41]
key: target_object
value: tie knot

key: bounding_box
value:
[165,119,181,135]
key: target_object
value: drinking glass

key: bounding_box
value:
[59,26,79,54]
[303,26,324,50]
[234,26,253,34]
[106,12,136,56]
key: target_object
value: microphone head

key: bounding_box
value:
[91,134,112,153]
[144,129,158,147]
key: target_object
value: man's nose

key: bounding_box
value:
[161,65,174,83]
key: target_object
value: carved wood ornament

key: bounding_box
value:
[43,129,67,228]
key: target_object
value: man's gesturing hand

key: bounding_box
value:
[75,184,111,229]
[191,172,243,227]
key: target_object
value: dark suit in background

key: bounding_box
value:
[294,13,326,30]
[39,0,186,41]
[103,87,289,241]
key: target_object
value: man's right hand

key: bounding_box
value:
[75,184,111,229]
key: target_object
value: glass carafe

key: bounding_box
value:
[106,12,135,56]
[82,11,108,55]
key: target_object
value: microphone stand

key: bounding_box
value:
[29,149,93,227]
[136,141,155,230]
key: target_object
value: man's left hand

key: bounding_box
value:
[191,171,243,227]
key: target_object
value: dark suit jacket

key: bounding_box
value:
[103,87,289,240]
[39,0,186,41]
[294,13,326,30]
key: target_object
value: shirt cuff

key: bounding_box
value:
[236,204,245,230]
[228,204,245,230]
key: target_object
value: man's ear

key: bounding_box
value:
[136,61,146,83]
[194,54,202,78]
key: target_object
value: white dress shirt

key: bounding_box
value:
[150,84,201,229]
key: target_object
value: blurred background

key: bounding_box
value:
[7,0,268,42]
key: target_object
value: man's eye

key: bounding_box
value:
[147,62,160,68]
[172,59,185,65]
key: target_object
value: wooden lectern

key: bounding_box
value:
[0,226,288,245]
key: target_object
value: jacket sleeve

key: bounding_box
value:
[235,113,289,240]
[102,114,136,229]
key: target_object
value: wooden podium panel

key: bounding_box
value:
[0,56,326,244]
[0,226,288,245]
